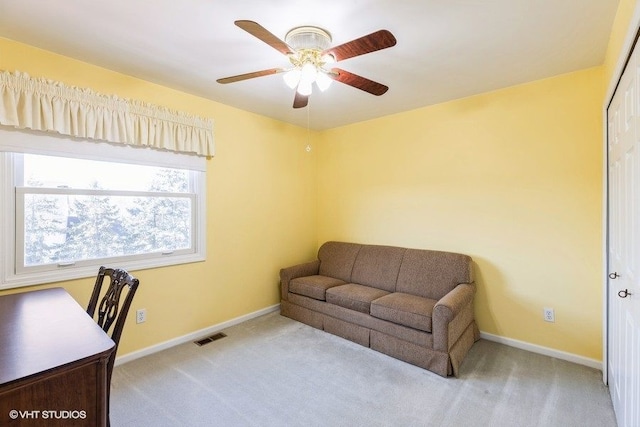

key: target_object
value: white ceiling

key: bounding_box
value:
[0,0,619,130]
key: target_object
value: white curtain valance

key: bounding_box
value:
[0,70,214,157]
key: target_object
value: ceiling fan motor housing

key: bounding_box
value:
[285,26,332,51]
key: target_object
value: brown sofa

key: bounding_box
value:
[279,241,479,377]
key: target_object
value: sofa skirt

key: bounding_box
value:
[280,298,472,377]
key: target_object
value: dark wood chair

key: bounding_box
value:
[87,266,139,426]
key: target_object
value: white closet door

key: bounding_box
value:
[607,35,640,427]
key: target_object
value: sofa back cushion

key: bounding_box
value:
[396,249,473,300]
[318,241,362,282]
[350,245,406,292]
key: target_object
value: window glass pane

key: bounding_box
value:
[23,193,192,266]
[23,154,190,192]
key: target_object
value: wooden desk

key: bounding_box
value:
[0,287,115,426]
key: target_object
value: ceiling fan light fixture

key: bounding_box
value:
[298,80,313,96]
[321,53,336,64]
[283,68,301,89]
[316,71,333,92]
[299,62,317,85]
[284,26,333,97]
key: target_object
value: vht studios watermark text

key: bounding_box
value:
[8,409,87,420]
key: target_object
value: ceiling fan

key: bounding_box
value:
[216,20,397,108]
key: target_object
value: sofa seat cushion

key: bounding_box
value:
[290,275,346,301]
[370,293,437,332]
[326,283,390,314]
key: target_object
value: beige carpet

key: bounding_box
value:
[110,312,617,427]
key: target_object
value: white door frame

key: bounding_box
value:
[603,3,640,385]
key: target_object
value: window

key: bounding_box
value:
[0,129,206,289]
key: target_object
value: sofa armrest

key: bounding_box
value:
[279,260,321,301]
[432,283,476,352]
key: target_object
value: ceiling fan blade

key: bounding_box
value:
[329,68,388,96]
[293,90,309,109]
[216,68,285,84]
[322,30,396,62]
[235,20,294,56]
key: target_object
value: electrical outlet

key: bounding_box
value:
[543,307,555,322]
[136,308,147,324]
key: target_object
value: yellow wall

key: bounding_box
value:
[0,38,319,355]
[317,68,604,359]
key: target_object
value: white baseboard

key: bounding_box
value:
[480,331,603,371]
[115,308,603,372]
[114,303,281,366]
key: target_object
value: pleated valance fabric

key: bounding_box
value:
[0,70,214,157]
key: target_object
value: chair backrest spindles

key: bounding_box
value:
[87,266,139,427]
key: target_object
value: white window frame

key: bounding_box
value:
[0,128,206,290]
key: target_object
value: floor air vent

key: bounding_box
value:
[194,332,227,346]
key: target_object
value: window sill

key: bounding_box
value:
[0,253,205,290]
